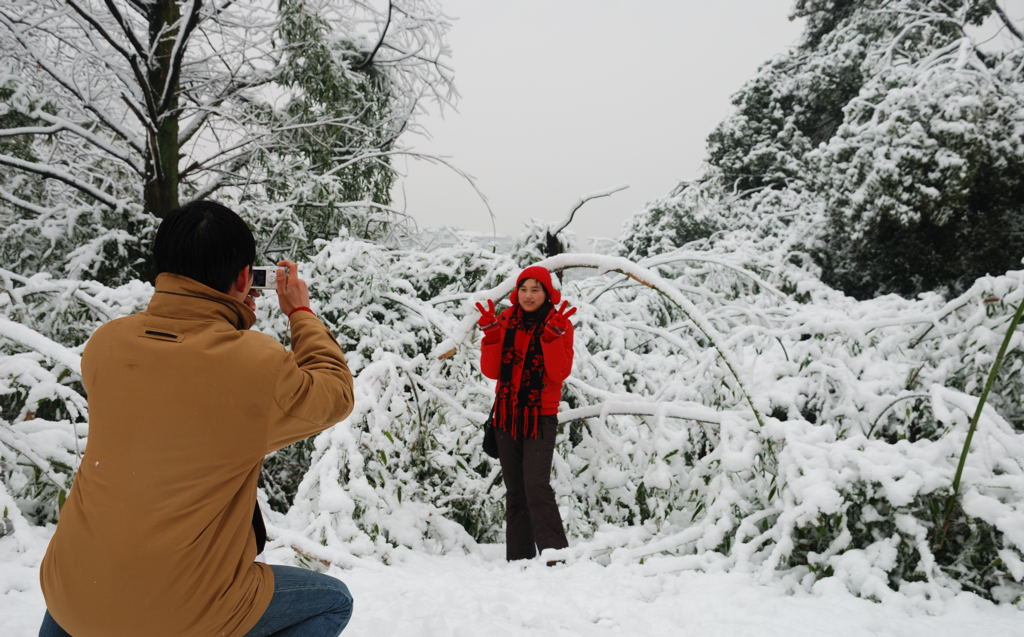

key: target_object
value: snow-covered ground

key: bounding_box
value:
[2,529,1022,637]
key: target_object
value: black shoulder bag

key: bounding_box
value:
[483,401,498,458]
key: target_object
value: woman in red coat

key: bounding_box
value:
[476,265,576,561]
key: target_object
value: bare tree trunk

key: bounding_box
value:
[144,0,183,218]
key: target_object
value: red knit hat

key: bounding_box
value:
[509,265,561,306]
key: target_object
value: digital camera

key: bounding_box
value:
[250,266,278,290]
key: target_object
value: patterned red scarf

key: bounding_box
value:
[494,303,550,439]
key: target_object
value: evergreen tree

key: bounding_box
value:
[701,0,1024,297]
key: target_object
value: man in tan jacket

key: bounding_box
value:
[38,201,356,636]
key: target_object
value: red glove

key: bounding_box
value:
[475,299,499,331]
[543,301,576,341]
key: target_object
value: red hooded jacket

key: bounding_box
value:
[480,266,574,416]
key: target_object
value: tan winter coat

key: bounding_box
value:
[40,273,354,637]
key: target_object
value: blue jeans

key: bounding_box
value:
[39,565,353,637]
[245,565,353,637]
[38,611,68,637]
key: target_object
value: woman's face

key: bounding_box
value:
[517,278,547,312]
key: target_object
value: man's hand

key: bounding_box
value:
[275,260,311,316]
[543,301,576,341]
[475,299,498,331]
[244,281,261,312]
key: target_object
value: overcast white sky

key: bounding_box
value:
[391,0,806,240]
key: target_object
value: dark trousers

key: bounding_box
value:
[496,415,569,560]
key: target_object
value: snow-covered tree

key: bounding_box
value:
[812,24,1024,297]
[0,0,454,284]
[698,0,1024,298]
[619,181,722,260]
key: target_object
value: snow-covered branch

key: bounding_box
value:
[0,318,82,377]
[551,184,629,236]
[0,154,121,209]
[0,110,141,173]
[559,400,722,427]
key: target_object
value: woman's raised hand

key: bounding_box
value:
[551,301,577,326]
[475,299,498,330]
[543,301,577,340]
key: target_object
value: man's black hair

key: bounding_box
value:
[153,200,256,293]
